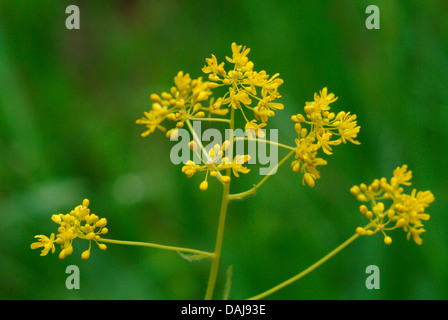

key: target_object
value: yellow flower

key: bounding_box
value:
[31,233,56,256]
[252,87,284,123]
[230,154,251,177]
[31,199,108,259]
[138,42,286,140]
[391,164,412,187]
[332,111,360,145]
[202,54,226,78]
[314,87,338,108]
[174,71,192,93]
[253,105,275,123]
[245,120,266,138]
[352,165,434,245]
[181,160,202,178]
[222,87,252,109]
[136,103,169,136]
[226,42,251,69]
[181,141,251,190]
[201,43,284,125]
[137,71,214,137]
[290,88,359,187]
[207,97,229,116]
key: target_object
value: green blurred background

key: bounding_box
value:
[1,0,447,300]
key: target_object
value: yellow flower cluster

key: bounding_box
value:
[351,165,435,245]
[31,199,108,260]
[203,42,284,131]
[137,45,360,191]
[136,43,285,140]
[136,71,217,138]
[182,140,251,191]
[290,88,360,187]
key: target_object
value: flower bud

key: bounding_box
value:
[199,181,208,191]
[81,250,91,260]
[384,236,392,245]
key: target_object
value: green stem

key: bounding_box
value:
[204,180,230,300]
[204,108,235,300]
[247,223,373,300]
[98,238,214,257]
[188,117,230,124]
[228,149,295,200]
[234,137,295,151]
[185,119,224,184]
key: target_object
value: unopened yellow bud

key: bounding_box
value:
[373,204,383,215]
[304,173,315,188]
[81,250,91,260]
[359,205,368,215]
[386,209,395,218]
[197,91,209,102]
[59,250,67,260]
[189,141,198,152]
[161,92,172,100]
[166,128,179,140]
[96,218,107,228]
[221,176,231,183]
[86,214,99,225]
[199,181,208,191]
[293,114,305,122]
[86,232,96,240]
[396,218,406,228]
[51,214,62,224]
[371,179,380,192]
[98,244,107,251]
[191,103,201,113]
[292,162,300,173]
[356,194,367,202]
[300,128,308,138]
[82,199,90,208]
[384,236,392,245]
[209,74,220,82]
[356,227,366,235]
[304,106,312,114]
[395,203,404,213]
[150,93,161,102]
[64,246,73,256]
[294,123,302,135]
[350,185,361,196]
